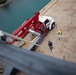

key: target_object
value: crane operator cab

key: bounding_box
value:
[39,16,55,31]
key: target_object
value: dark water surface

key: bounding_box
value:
[0,0,50,33]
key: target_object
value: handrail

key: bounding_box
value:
[0,42,76,75]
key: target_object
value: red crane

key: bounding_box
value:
[8,12,47,44]
[12,12,47,38]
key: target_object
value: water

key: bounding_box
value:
[0,0,50,33]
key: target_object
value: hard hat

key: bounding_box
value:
[58,30,61,32]
[0,30,4,36]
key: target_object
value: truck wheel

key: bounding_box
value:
[51,22,55,29]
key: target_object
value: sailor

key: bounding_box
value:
[57,29,62,40]
[0,30,12,42]
[48,41,53,51]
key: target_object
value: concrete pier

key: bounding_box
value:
[37,0,76,63]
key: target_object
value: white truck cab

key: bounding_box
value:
[39,16,55,30]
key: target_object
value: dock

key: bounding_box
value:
[36,0,76,63]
